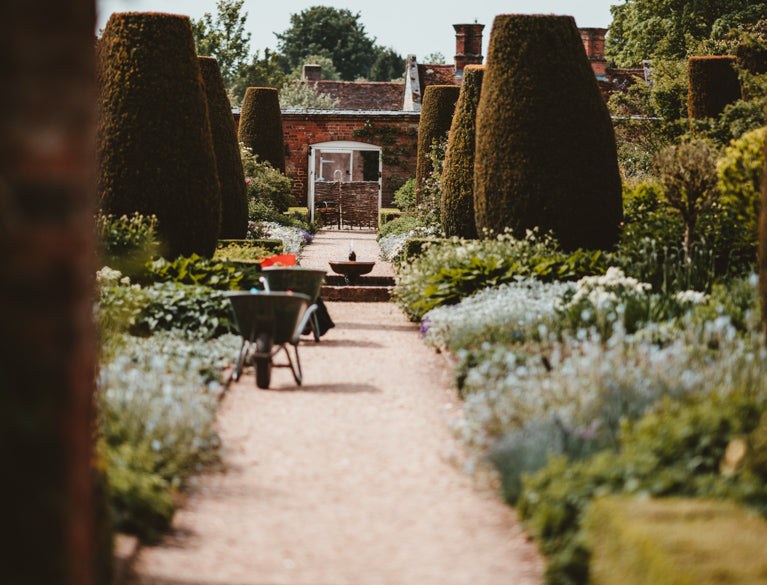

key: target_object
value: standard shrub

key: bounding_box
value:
[474,14,623,251]
[687,56,741,120]
[198,56,248,239]
[97,12,222,258]
[238,87,286,172]
[415,85,460,203]
[441,65,484,238]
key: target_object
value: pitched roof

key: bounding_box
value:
[417,64,457,89]
[311,80,406,111]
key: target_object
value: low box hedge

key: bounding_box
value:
[378,207,402,230]
[287,207,309,224]
[585,496,767,585]
[217,239,283,254]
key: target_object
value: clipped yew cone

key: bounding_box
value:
[98,12,222,258]
[441,65,484,238]
[199,56,248,239]
[687,56,741,120]
[238,87,286,172]
[474,14,622,251]
[415,84,460,203]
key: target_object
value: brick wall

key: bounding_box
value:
[0,2,97,584]
[282,112,420,209]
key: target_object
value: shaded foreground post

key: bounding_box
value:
[0,2,98,585]
[760,124,767,343]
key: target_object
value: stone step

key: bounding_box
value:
[321,284,393,302]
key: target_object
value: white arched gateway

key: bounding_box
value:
[308,140,383,227]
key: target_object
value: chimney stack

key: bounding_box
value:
[302,64,322,82]
[580,28,608,78]
[454,23,485,82]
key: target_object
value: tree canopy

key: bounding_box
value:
[606,0,767,67]
[192,0,251,86]
[370,47,405,81]
[276,6,378,80]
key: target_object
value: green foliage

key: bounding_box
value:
[474,15,622,252]
[370,47,404,81]
[585,497,767,585]
[230,48,286,105]
[441,65,484,238]
[423,52,446,64]
[97,12,222,259]
[654,139,720,256]
[393,232,613,320]
[518,392,767,585]
[394,177,416,211]
[687,56,742,120]
[191,0,251,87]
[605,0,767,67]
[215,240,282,262]
[237,87,285,172]
[276,6,377,81]
[96,212,160,278]
[288,54,340,80]
[145,254,263,291]
[240,143,295,212]
[377,215,417,239]
[415,85,460,203]
[198,56,248,239]
[278,79,340,109]
[378,208,401,230]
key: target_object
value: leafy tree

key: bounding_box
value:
[230,48,286,105]
[606,0,767,67]
[279,80,339,109]
[192,0,252,87]
[288,54,341,80]
[422,51,446,64]
[276,6,377,81]
[370,46,404,81]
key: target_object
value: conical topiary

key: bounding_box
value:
[238,87,285,172]
[474,14,622,251]
[198,56,248,239]
[415,84,460,203]
[97,12,221,258]
[687,56,741,120]
[441,65,484,238]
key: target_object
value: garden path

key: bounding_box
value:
[126,228,543,585]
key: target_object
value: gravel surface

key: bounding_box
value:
[127,230,544,585]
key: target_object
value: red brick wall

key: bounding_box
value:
[282,112,420,209]
[0,2,98,584]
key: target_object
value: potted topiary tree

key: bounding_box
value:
[97,12,222,258]
[415,84,460,204]
[474,14,623,251]
[238,87,286,173]
[441,65,484,238]
[199,56,248,239]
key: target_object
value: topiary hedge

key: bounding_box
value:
[474,14,623,251]
[238,87,286,172]
[415,84,460,203]
[441,65,484,238]
[198,56,248,239]
[687,56,741,120]
[97,12,222,258]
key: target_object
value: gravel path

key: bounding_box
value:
[127,230,544,585]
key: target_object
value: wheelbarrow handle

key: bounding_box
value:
[259,275,271,293]
[293,304,319,345]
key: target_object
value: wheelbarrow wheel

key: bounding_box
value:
[254,332,272,389]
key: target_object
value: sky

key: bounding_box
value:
[96,0,620,64]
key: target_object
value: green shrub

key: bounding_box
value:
[96,212,160,278]
[377,215,416,239]
[287,206,310,225]
[415,85,460,203]
[518,392,767,585]
[441,65,484,238]
[238,87,285,172]
[394,177,416,211]
[217,239,283,255]
[474,14,623,251]
[198,56,248,239]
[240,143,295,212]
[144,254,263,290]
[585,497,767,585]
[687,56,742,120]
[378,207,401,230]
[97,12,222,258]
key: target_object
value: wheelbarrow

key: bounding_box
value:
[260,267,327,341]
[226,291,317,389]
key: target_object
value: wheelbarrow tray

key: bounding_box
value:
[226,291,315,388]
[261,267,326,303]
